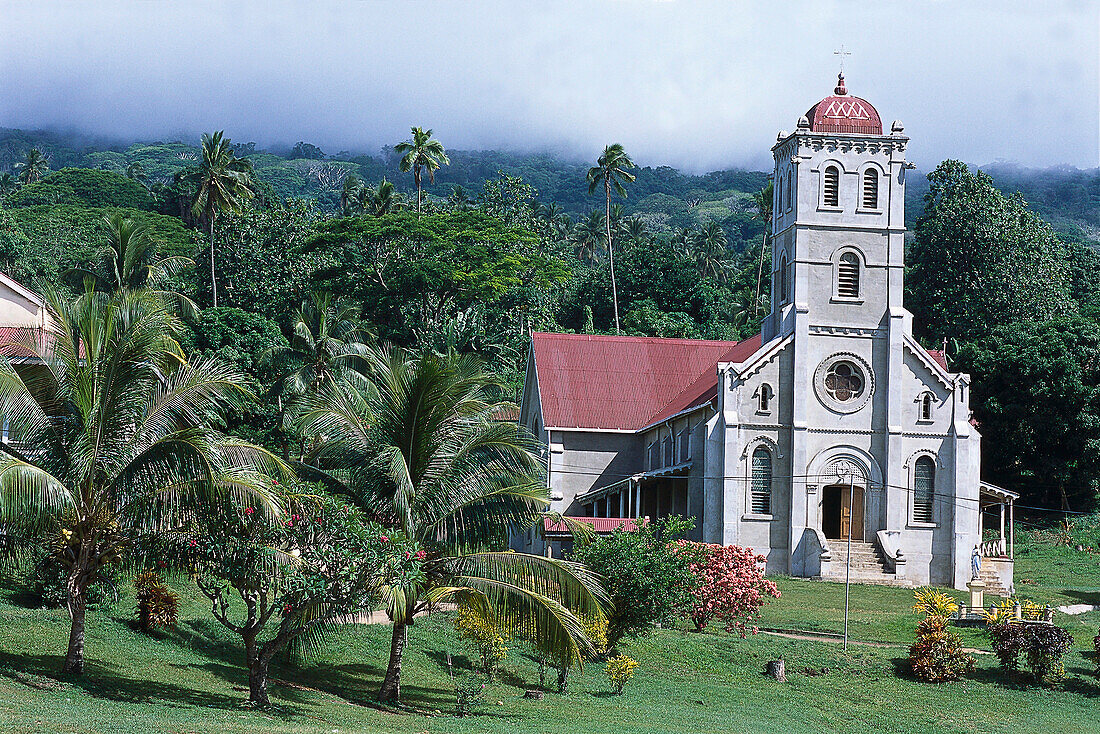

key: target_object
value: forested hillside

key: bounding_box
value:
[2,126,1099,510]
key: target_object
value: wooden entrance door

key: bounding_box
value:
[839,486,865,541]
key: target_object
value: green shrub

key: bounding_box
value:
[989,622,1074,684]
[908,615,975,682]
[453,602,510,679]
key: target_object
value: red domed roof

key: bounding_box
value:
[805,74,882,135]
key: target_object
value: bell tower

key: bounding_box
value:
[762,73,910,343]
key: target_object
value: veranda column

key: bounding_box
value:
[619,490,626,518]
[999,502,1006,556]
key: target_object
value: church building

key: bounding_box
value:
[517,75,1017,592]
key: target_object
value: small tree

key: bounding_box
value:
[571,516,702,650]
[988,622,1074,684]
[134,571,180,633]
[684,543,780,635]
[187,489,422,706]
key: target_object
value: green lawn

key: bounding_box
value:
[1,535,1099,733]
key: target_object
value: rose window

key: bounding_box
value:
[823,361,864,402]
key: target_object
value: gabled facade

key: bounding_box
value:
[517,76,1017,592]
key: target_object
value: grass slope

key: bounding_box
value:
[0,535,1098,734]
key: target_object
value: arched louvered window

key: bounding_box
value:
[837,252,860,298]
[920,392,934,421]
[777,176,783,210]
[823,166,840,207]
[786,175,793,211]
[751,446,772,514]
[862,169,879,209]
[914,456,935,523]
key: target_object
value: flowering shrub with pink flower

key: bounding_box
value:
[682,542,780,635]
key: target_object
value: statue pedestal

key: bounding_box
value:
[967,579,986,611]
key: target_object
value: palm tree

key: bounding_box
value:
[395,127,450,218]
[268,292,372,402]
[359,177,404,216]
[15,147,49,185]
[63,213,197,319]
[0,288,283,674]
[292,347,607,703]
[187,131,255,308]
[340,174,363,215]
[691,221,730,282]
[623,216,648,246]
[587,144,636,334]
[751,181,774,315]
[448,185,472,211]
[571,211,606,265]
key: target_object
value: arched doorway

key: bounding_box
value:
[822,483,864,541]
[818,458,867,542]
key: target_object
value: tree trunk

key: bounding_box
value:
[244,630,270,707]
[605,180,620,334]
[62,564,89,674]
[209,217,218,308]
[378,619,406,703]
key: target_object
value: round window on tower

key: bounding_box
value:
[814,353,874,414]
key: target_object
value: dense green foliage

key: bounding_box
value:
[570,517,702,648]
[7,168,154,210]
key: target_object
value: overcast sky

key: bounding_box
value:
[1,1,1097,172]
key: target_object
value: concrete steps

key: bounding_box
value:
[979,567,1009,596]
[820,540,898,584]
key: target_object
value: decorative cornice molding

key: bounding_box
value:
[809,325,886,338]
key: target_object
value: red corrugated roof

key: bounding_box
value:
[531,332,759,431]
[543,516,638,535]
[926,349,949,371]
[0,327,44,360]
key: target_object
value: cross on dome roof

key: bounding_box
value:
[804,73,883,135]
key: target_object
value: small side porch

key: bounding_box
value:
[978,482,1019,596]
[574,461,695,530]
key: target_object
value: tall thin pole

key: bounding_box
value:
[843,470,854,651]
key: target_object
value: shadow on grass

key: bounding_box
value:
[1062,589,1100,605]
[0,649,248,710]
[890,655,1100,697]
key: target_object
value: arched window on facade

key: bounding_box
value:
[786,175,793,211]
[778,255,788,303]
[758,384,773,413]
[823,165,840,207]
[919,392,934,421]
[751,446,772,514]
[914,456,935,523]
[837,252,860,298]
[862,169,879,209]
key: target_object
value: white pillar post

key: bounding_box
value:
[619,489,626,518]
[1009,500,1015,559]
[999,502,1006,556]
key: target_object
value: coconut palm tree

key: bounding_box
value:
[15,147,49,185]
[291,347,607,703]
[751,181,774,315]
[187,131,255,308]
[62,213,197,319]
[340,174,363,215]
[587,144,636,334]
[395,127,450,218]
[448,185,472,211]
[0,287,284,674]
[358,177,404,217]
[571,211,606,265]
[623,216,648,246]
[267,292,373,402]
[690,221,731,282]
